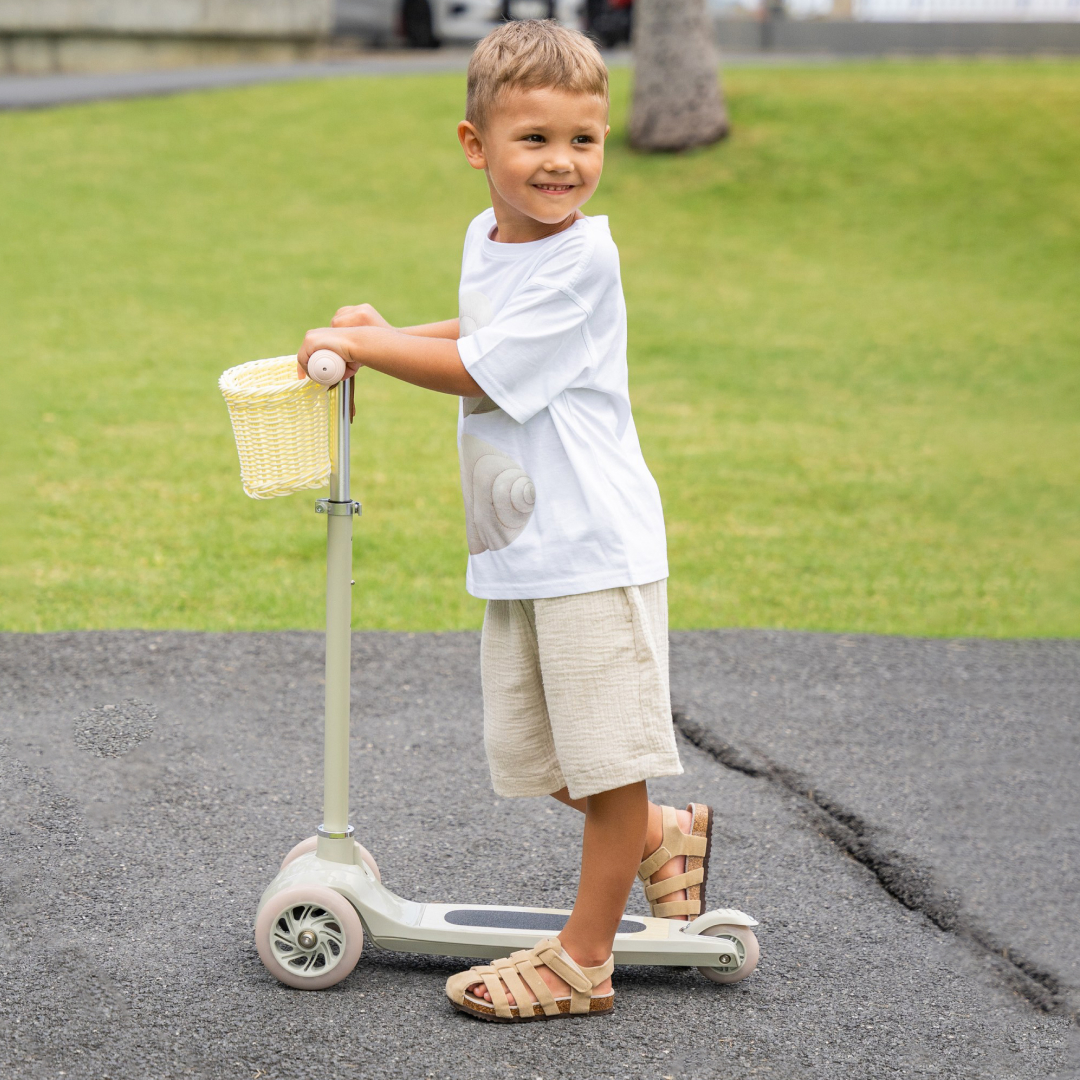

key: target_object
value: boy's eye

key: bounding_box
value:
[523,134,545,143]
[572,135,593,144]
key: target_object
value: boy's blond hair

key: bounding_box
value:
[466,20,609,132]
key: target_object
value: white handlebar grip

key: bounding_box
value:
[306,349,347,386]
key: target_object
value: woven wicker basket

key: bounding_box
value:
[220,355,331,500]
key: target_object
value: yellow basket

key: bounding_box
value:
[219,355,331,500]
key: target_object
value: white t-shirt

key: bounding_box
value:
[455,207,668,600]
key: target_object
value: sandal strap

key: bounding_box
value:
[651,898,701,918]
[518,960,561,1016]
[580,954,615,985]
[496,951,562,1016]
[534,939,596,994]
[460,957,552,1019]
[638,805,707,879]
[479,969,513,1017]
[564,951,615,1016]
[638,843,675,881]
[643,866,704,902]
[578,955,615,1016]
[536,939,614,1017]
[497,962,535,1018]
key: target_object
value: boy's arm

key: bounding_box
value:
[398,319,460,340]
[331,303,459,340]
[298,325,483,398]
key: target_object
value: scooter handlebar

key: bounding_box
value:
[306,349,347,387]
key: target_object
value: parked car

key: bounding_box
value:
[429,0,586,44]
[585,0,632,46]
[336,0,617,49]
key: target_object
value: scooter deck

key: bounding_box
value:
[374,900,726,964]
[441,907,647,935]
[259,853,756,968]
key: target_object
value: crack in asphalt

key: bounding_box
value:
[673,710,1073,1020]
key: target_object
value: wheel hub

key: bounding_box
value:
[711,934,746,973]
[269,901,346,978]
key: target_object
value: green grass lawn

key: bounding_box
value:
[1,60,1077,636]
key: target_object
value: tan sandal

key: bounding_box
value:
[445,938,614,1023]
[638,803,712,919]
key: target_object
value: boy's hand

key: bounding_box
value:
[331,303,392,330]
[296,327,364,419]
[297,329,364,421]
[296,328,365,382]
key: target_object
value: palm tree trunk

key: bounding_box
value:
[628,0,729,152]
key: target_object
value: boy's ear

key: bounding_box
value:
[458,121,487,171]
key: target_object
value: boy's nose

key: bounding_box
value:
[542,158,573,173]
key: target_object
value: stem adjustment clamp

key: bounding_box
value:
[317,824,355,840]
[315,499,361,517]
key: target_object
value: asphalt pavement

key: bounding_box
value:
[670,632,1080,1015]
[0,629,1074,1079]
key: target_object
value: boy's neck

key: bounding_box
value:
[489,196,584,245]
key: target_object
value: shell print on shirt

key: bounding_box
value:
[460,434,536,555]
[458,288,536,554]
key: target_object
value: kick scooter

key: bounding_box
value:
[252,351,760,990]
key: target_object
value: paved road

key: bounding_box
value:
[670,631,1080,1017]
[0,630,1073,1079]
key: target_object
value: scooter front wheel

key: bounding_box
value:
[278,835,381,881]
[255,885,363,990]
[696,924,760,984]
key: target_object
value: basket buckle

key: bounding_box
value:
[315,499,361,517]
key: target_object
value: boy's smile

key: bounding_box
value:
[458,87,610,244]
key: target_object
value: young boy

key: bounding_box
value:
[297,20,713,1022]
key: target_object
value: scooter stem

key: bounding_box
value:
[317,377,358,863]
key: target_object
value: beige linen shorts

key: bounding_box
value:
[480,579,684,801]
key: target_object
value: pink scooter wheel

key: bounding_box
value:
[278,835,381,882]
[697,924,760,984]
[255,885,364,989]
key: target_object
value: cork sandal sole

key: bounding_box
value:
[453,992,615,1023]
[689,802,713,917]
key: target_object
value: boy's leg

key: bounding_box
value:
[540,581,693,920]
[551,787,695,919]
[470,781,648,1005]
[559,780,649,966]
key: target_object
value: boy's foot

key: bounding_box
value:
[638,804,711,921]
[467,937,612,1006]
[452,939,615,1021]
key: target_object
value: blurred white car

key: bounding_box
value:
[334,0,586,48]
[431,0,585,43]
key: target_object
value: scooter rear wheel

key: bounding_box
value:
[255,885,363,989]
[696,924,760,984]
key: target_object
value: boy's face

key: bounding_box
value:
[458,87,610,239]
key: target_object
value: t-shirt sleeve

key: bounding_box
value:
[456,281,593,425]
